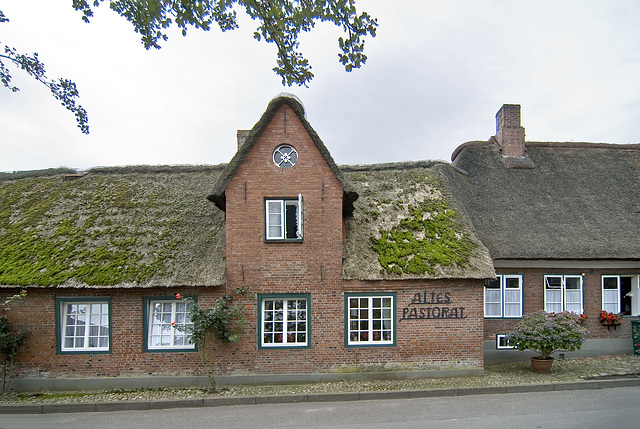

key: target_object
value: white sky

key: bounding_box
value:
[1,1,639,173]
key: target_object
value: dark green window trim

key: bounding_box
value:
[344,292,396,348]
[55,297,112,355]
[258,293,311,349]
[143,296,197,353]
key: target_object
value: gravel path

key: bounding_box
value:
[2,355,639,404]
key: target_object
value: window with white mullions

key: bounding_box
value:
[602,275,621,314]
[260,297,308,347]
[544,275,583,314]
[601,275,640,316]
[484,275,522,318]
[147,299,195,350]
[346,295,394,346]
[60,301,110,352]
[265,196,303,240]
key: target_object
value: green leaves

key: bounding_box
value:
[1,11,89,134]
[508,311,588,360]
[188,286,250,345]
[72,0,377,86]
[0,315,26,392]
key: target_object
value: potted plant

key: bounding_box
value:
[600,311,623,327]
[507,311,588,374]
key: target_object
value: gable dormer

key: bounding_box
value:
[207,95,358,215]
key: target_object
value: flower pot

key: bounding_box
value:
[601,321,621,330]
[531,357,554,374]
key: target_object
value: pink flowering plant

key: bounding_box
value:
[173,286,250,386]
[507,311,588,360]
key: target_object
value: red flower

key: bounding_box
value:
[171,321,176,326]
[246,305,250,310]
[176,293,182,300]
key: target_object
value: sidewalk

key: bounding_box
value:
[2,355,640,414]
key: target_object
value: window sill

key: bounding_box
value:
[145,348,197,353]
[58,349,111,355]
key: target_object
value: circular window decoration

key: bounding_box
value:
[273,145,298,169]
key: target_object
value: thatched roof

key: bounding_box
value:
[445,141,640,260]
[342,162,495,280]
[0,160,495,289]
[0,166,226,288]
[207,95,359,214]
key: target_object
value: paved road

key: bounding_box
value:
[2,386,639,429]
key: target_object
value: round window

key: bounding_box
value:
[273,145,298,169]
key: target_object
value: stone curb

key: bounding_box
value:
[2,378,639,414]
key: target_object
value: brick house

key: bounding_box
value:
[444,104,640,363]
[0,96,638,390]
[0,96,494,390]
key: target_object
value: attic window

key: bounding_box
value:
[273,145,298,169]
[265,196,303,241]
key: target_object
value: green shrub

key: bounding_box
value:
[508,311,588,360]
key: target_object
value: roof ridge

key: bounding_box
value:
[526,141,640,150]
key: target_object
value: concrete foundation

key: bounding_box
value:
[9,368,484,393]
[484,338,634,365]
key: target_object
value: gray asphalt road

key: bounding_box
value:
[2,386,639,429]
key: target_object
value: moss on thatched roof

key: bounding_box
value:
[0,165,226,288]
[208,95,358,214]
[342,162,495,280]
[1,160,496,288]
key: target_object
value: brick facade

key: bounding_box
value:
[2,102,486,382]
[3,98,637,386]
[484,267,637,341]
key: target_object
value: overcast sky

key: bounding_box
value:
[1,1,639,173]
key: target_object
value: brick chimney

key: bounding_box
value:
[237,130,251,150]
[495,104,526,158]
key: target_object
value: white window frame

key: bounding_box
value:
[59,299,110,353]
[265,195,303,241]
[259,295,309,348]
[496,334,515,350]
[484,275,523,318]
[602,275,621,314]
[544,275,584,314]
[146,299,195,351]
[601,275,640,316]
[273,145,298,169]
[346,294,395,346]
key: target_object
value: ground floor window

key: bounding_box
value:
[484,274,522,318]
[57,298,111,354]
[259,294,309,348]
[345,293,395,346]
[544,275,583,314]
[144,297,195,352]
[602,275,640,316]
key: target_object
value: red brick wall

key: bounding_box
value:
[343,279,484,369]
[484,268,637,340]
[2,287,216,378]
[1,103,484,380]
